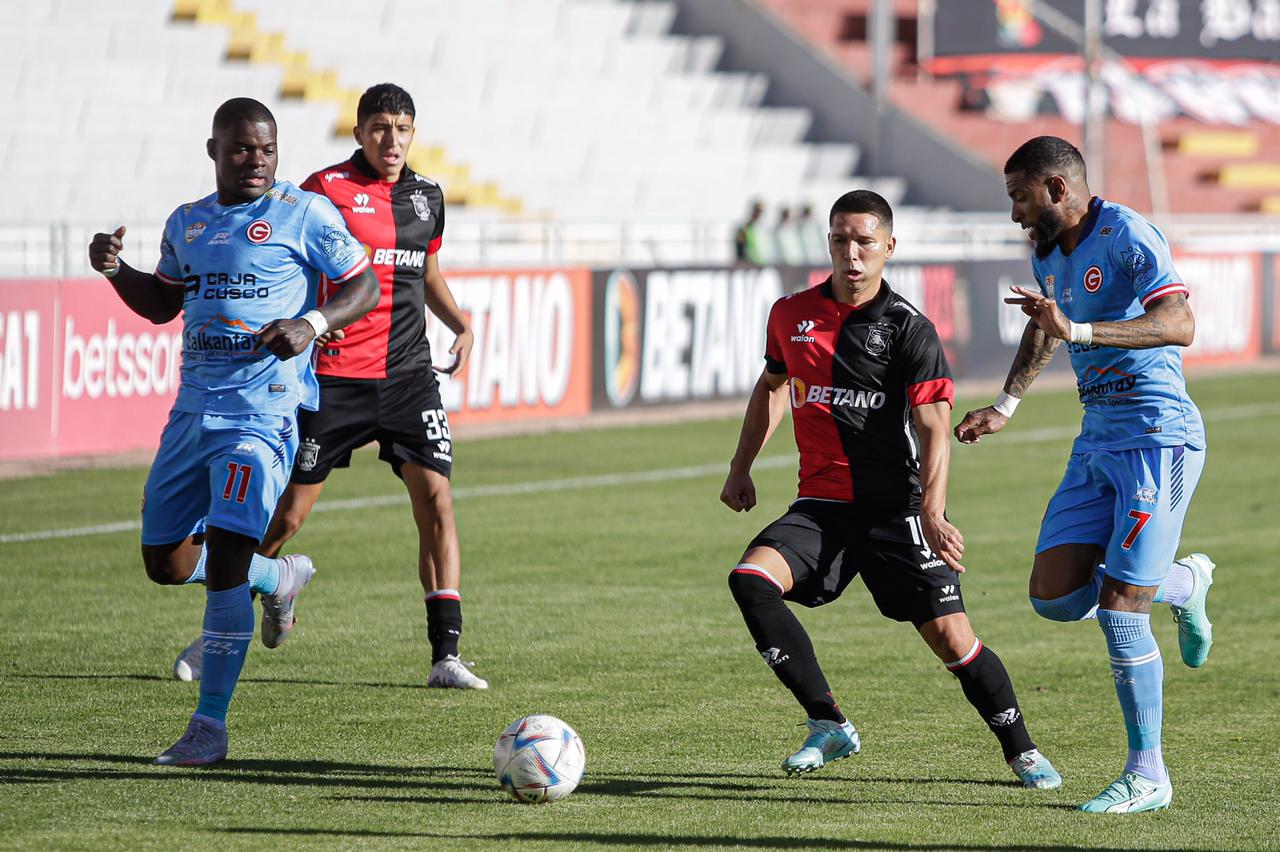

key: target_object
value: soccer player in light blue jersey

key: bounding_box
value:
[955,136,1216,814]
[87,98,378,766]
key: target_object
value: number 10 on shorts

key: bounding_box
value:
[222,462,253,504]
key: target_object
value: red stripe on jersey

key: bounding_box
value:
[331,255,370,283]
[154,269,181,285]
[1140,283,1188,307]
[945,639,983,670]
[907,377,954,408]
[427,236,442,256]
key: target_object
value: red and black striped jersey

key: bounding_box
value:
[764,278,954,508]
[301,150,445,378]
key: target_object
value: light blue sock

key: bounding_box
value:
[1030,564,1103,622]
[1154,560,1194,606]
[182,547,208,585]
[183,550,278,594]
[247,553,282,596]
[1097,609,1167,784]
[195,583,254,723]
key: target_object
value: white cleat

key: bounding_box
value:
[260,554,315,649]
[172,637,203,682]
[427,655,489,689]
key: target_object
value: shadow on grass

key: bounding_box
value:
[223,827,1161,851]
[6,673,430,690]
[0,751,1077,812]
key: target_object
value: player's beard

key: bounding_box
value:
[1033,207,1065,246]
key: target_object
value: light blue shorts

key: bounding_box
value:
[1036,446,1204,587]
[141,410,298,545]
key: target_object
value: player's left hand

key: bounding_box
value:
[1005,286,1069,341]
[434,326,474,376]
[257,318,315,360]
[921,512,966,574]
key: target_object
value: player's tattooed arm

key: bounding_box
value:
[1005,319,1061,398]
[1090,293,1194,349]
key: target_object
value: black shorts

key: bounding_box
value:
[748,499,964,627]
[292,373,453,483]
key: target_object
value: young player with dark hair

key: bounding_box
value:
[955,136,1215,813]
[172,83,487,689]
[721,189,1061,788]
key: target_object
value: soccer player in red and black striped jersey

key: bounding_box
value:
[720,190,1059,786]
[173,83,487,689]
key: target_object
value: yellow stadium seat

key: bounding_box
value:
[1177,131,1260,158]
[1218,163,1280,189]
[1261,196,1280,214]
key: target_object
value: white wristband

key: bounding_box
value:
[993,391,1021,418]
[300,309,329,338]
[1069,321,1094,345]
[101,260,122,279]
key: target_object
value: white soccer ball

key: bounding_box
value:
[493,714,586,803]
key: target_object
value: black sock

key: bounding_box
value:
[947,642,1035,761]
[728,568,842,723]
[425,593,462,663]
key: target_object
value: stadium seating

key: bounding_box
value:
[761,0,1280,215]
[2,0,896,233]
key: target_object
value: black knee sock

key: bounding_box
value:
[946,642,1035,761]
[728,568,842,723]
[425,593,462,663]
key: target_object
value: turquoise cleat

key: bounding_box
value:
[1009,748,1062,789]
[1171,552,1215,668]
[1079,771,1172,813]
[782,718,860,775]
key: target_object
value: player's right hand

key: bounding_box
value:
[954,406,1009,444]
[720,469,757,512]
[88,226,126,276]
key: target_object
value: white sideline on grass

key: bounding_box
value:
[2,400,1277,545]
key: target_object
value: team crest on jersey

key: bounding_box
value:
[411,192,433,222]
[1083,265,1103,293]
[246,219,272,244]
[865,324,891,355]
[298,438,320,472]
[1121,246,1152,279]
[184,222,206,243]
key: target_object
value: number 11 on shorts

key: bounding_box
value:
[1121,509,1152,550]
[222,462,253,504]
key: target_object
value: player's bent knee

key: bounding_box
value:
[142,552,190,586]
[728,564,785,603]
[1029,581,1101,622]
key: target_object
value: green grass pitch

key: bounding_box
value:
[2,370,1277,850]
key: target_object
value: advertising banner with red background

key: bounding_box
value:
[423,268,592,425]
[0,278,183,461]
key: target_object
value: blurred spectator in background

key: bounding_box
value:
[735,199,770,265]
[774,206,807,266]
[797,203,829,266]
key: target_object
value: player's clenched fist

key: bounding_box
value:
[88,225,127,276]
[954,406,1009,444]
[720,469,757,512]
[257,318,315,360]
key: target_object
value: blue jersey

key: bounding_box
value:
[154,181,369,416]
[1032,198,1204,453]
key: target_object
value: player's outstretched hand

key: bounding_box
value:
[954,406,1009,444]
[88,226,126,276]
[257,318,315,360]
[1005,286,1069,340]
[720,469,757,513]
[921,512,966,574]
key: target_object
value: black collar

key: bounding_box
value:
[350,149,415,184]
[818,276,894,320]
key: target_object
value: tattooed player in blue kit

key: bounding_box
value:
[955,136,1216,813]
